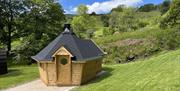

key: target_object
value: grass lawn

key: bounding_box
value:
[74,50,180,91]
[0,64,39,90]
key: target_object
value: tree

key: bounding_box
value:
[0,0,24,54]
[0,1,5,46]
[159,0,171,15]
[77,4,88,15]
[90,12,96,16]
[111,5,125,12]
[100,15,109,27]
[13,0,65,64]
[138,3,156,12]
[19,0,65,39]
[109,8,139,32]
[160,0,180,28]
[71,5,103,38]
[72,15,102,38]
[0,1,5,30]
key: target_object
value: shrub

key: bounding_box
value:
[103,27,114,36]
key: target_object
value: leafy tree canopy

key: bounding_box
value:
[71,5,103,38]
[0,0,66,64]
[111,5,125,12]
[160,0,180,28]
[77,4,88,15]
[159,0,171,15]
[138,3,156,12]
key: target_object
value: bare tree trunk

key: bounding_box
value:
[7,23,12,55]
[7,0,12,55]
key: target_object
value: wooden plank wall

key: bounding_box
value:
[47,63,56,85]
[71,63,83,85]
[38,63,48,84]
[81,58,103,84]
[38,58,102,86]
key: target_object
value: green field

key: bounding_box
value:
[0,65,39,89]
[75,50,180,91]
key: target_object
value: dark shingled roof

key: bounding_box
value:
[31,24,104,61]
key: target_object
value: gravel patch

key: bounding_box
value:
[2,79,75,91]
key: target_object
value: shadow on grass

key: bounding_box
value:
[82,66,114,85]
[0,69,21,78]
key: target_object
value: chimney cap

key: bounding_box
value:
[64,24,71,30]
[62,24,75,35]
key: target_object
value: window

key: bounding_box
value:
[60,58,68,65]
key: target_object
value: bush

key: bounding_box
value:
[155,27,180,50]
[138,20,149,28]
[103,27,114,36]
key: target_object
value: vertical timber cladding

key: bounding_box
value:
[96,59,103,73]
[81,58,103,84]
[72,62,84,85]
[38,63,48,84]
[46,62,56,85]
[38,61,56,86]
[56,55,72,85]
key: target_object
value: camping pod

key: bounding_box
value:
[32,24,104,86]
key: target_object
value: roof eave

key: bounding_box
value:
[31,56,52,62]
[72,55,103,63]
[90,39,106,54]
[31,56,39,62]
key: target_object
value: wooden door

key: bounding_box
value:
[56,55,71,85]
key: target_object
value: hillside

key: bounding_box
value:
[94,26,180,64]
[75,50,180,91]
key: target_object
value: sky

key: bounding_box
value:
[59,0,164,14]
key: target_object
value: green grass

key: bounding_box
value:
[94,29,103,37]
[75,50,180,91]
[0,64,39,90]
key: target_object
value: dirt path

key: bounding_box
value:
[2,79,76,91]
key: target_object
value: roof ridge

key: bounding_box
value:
[70,35,84,59]
[44,34,63,60]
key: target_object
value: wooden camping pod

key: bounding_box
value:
[37,46,103,86]
[32,24,104,86]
